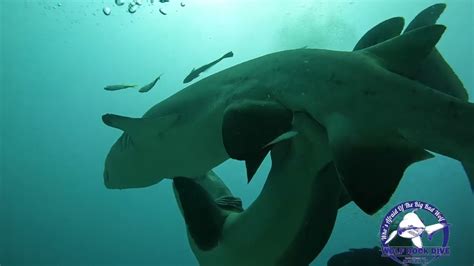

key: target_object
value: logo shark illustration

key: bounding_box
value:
[384,211,448,248]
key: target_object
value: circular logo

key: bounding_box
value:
[379,200,450,265]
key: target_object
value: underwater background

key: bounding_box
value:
[1,0,473,265]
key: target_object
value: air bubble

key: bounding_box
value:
[103,7,111,16]
[128,3,138,13]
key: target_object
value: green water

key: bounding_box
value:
[1,0,473,265]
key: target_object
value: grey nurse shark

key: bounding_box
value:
[167,5,469,266]
[172,112,345,265]
[103,3,473,214]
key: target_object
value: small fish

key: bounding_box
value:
[159,8,167,15]
[139,74,163,93]
[180,2,185,7]
[183,51,234,83]
[104,84,137,91]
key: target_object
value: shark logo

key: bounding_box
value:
[384,211,448,248]
[380,201,450,265]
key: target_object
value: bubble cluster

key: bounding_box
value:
[102,0,184,16]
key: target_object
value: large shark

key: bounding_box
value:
[172,112,347,266]
[102,3,473,214]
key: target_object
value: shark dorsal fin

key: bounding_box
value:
[353,17,405,51]
[102,113,179,137]
[404,3,446,33]
[361,24,445,78]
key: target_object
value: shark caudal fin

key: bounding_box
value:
[222,100,296,182]
[173,177,228,251]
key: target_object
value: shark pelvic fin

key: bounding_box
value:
[361,24,445,78]
[353,17,405,51]
[102,113,179,137]
[326,115,434,214]
[173,177,227,251]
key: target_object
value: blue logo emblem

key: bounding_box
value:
[380,200,450,265]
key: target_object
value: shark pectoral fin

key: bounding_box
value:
[327,116,434,214]
[404,4,446,33]
[222,100,294,181]
[462,162,474,191]
[353,17,405,51]
[361,24,445,78]
[411,236,423,248]
[263,131,299,149]
[244,131,298,183]
[102,113,179,137]
[173,177,227,251]
[385,230,398,244]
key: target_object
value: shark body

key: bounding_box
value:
[103,4,472,265]
[173,113,344,266]
[103,14,473,214]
